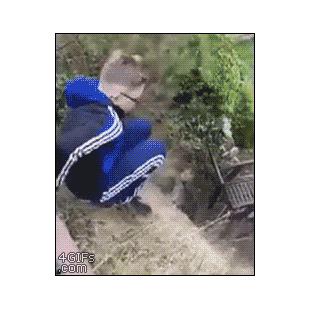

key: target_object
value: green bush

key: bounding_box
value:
[169,34,254,158]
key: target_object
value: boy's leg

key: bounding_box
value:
[100,139,166,205]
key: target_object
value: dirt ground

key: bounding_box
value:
[57,176,254,275]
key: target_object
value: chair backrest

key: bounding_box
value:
[225,179,254,209]
[208,147,254,209]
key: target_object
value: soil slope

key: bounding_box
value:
[57,181,253,275]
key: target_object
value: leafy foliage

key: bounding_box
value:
[169,34,254,159]
[56,73,71,125]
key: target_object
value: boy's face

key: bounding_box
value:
[98,51,147,113]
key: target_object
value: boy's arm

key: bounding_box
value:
[56,77,123,189]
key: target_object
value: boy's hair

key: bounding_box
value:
[98,50,146,99]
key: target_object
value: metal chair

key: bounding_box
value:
[208,149,254,211]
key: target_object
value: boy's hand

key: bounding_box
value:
[112,94,136,113]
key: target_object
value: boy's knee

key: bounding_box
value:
[144,139,167,158]
[136,118,152,137]
[126,118,152,136]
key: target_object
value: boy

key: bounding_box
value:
[56,50,166,214]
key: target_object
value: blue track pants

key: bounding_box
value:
[99,118,166,205]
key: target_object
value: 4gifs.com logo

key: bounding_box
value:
[56,252,95,275]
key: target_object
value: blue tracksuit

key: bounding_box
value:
[56,76,166,205]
